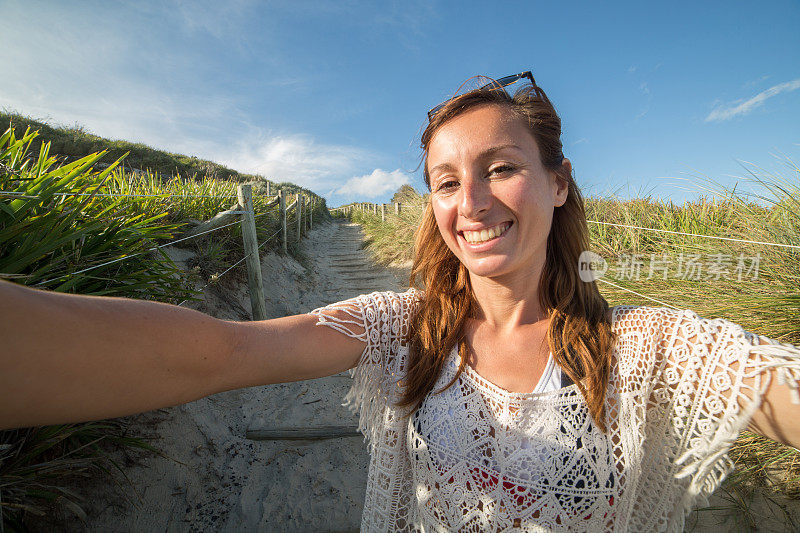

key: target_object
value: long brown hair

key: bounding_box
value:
[395,83,617,431]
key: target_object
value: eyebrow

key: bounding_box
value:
[428,144,522,178]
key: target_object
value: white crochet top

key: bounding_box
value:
[309,289,800,532]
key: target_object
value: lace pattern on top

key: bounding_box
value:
[310,290,800,532]
[410,345,617,531]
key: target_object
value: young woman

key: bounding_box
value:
[1,71,799,532]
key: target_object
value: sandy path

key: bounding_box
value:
[28,220,407,532]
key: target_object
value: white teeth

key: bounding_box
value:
[462,223,509,244]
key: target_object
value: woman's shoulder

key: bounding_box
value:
[351,287,424,309]
[608,304,773,372]
[610,304,688,334]
[610,304,753,340]
[608,305,693,373]
[367,287,424,325]
[309,287,424,325]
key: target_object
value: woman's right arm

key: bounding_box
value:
[0,280,365,431]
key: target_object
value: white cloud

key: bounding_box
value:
[333,169,411,199]
[705,78,800,122]
[216,133,376,192]
[742,74,770,90]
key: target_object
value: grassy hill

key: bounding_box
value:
[0,111,317,200]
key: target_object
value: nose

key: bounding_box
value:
[459,178,491,219]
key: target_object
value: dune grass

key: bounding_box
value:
[342,163,800,522]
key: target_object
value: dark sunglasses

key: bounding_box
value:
[427,71,537,121]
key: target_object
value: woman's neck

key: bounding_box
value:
[468,267,548,334]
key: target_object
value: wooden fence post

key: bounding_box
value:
[381,203,386,222]
[266,181,271,196]
[296,193,303,242]
[279,189,287,254]
[304,196,309,233]
[395,202,401,216]
[237,184,267,321]
[309,198,313,230]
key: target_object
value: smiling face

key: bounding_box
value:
[426,103,569,284]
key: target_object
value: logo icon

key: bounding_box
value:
[578,251,607,282]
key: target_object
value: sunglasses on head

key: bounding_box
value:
[427,71,537,121]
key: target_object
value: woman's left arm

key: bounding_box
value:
[649,306,800,489]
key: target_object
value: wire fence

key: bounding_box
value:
[177,226,283,307]
[585,220,800,251]
[0,190,238,199]
[584,218,798,309]
[32,204,284,287]
[340,201,800,312]
[7,184,318,319]
[9,185,795,318]
[339,201,800,251]
[34,219,243,286]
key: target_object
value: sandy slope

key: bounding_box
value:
[27,220,408,532]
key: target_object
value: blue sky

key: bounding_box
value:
[1,0,798,205]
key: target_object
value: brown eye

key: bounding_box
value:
[490,164,514,175]
[437,180,458,192]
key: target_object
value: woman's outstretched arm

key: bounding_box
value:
[0,280,364,430]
